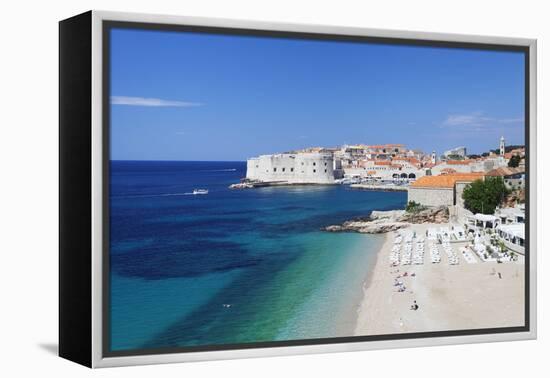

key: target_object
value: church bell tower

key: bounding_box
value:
[499,136,506,156]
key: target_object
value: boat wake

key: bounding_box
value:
[198,168,237,172]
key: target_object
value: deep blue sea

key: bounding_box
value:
[109,161,407,351]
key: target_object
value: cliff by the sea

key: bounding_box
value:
[323,206,449,234]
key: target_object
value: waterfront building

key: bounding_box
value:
[353,157,427,182]
[407,173,484,207]
[246,152,336,184]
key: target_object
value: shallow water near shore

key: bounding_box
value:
[109,161,406,351]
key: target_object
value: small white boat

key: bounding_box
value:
[192,189,209,195]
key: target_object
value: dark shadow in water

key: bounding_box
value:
[111,239,262,280]
[131,250,299,350]
[37,343,58,356]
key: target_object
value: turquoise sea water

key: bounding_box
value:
[109,161,407,351]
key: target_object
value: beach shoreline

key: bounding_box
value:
[354,223,525,336]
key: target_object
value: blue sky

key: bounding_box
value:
[110,28,525,161]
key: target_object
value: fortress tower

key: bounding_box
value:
[246,152,335,184]
[431,151,437,164]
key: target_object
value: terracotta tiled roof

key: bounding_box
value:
[411,173,484,189]
[374,161,392,165]
[367,144,404,149]
[485,167,525,177]
[392,157,420,165]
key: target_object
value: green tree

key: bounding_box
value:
[405,201,426,213]
[508,155,521,167]
[462,177,509,214]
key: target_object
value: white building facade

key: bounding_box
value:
[246,152,336,184]
[408,186,455,207]
[444,146,467,158]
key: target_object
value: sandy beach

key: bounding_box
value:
[355,223,525,336]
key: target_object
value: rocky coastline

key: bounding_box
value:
[349,183,408,192]
[323,206,449,234]
[229,179,335,189]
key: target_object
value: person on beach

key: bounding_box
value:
[410,300,419,311]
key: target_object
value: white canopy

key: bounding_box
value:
[497,224,525,239]
[474,214,498,222]
[496,207,525,218]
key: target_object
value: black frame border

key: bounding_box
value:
[101,20,531,359]
[59,11,93,367]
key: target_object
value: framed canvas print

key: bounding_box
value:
[59,10,537,368]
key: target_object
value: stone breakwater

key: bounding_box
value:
[229,180,335,189]
[229,180,289,189]
[323,206,449,234]
[349,183,408,192]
